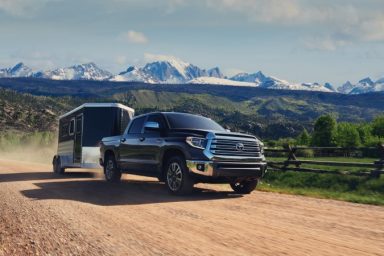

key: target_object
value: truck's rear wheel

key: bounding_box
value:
[230,179,258,194]
[165,156,194,195]
[53,156,65,174]
[104,154,121,182]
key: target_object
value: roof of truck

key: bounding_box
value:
[59,103,135,119]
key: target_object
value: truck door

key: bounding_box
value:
[118,115,148,173]
[74,114,83,164]
[140,114,166,174]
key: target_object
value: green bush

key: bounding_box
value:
[295,149,314,158]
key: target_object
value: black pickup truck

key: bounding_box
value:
[99,112,267,195]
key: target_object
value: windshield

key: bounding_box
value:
[165,113,225,131]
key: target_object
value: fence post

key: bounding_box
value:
[283,144,299,169]
[372,143,384,178]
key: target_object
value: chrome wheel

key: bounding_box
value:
[167,162,183,192]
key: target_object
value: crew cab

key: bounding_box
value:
[99,112,267,195]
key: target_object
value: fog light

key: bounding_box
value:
[196,164,205,172]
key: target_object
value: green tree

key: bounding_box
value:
[296,128,311,145]
[357,123,373,146]
[372,115,384,138]
[311,115,337,146]
[336,122,361,147]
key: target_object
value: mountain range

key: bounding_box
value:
[1,58,383,95]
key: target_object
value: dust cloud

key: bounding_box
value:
[0,139,58,165]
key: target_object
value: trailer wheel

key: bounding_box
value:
[53,156,65,174]
[230,179,258,194]
[104,154,121,182]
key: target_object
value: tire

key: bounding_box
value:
[165,156,194,195]
[230,179,258,194]
[53,156,65,174]
[104,154,122,182]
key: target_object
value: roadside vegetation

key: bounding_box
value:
[261,115,384,205]
[258,172,384,205]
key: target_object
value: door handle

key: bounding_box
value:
[139,137,145,142]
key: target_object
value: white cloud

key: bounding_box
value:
[0,0,58,17]
[204,0,384,49]
[206,0,302,24]
[303,36,348,51]
[120,30,149,44]
[358,17,384,42]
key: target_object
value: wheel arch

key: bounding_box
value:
[161,148,186,173]
[104,149,116,160]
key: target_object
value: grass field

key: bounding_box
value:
[261,156,384,205]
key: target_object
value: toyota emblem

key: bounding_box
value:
[235,143,244,151]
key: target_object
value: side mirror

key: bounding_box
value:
[144,121,160,130]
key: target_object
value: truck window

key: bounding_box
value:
[128,116,146,134]
[166,113,225,131]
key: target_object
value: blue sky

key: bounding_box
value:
[0,0,384,86]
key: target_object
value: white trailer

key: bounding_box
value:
[52,103,134,173]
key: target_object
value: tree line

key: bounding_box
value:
[295,115,384,147]
[266,114,384,148]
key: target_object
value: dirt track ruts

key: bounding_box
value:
[0,159,383,255]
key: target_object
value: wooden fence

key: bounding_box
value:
[265,144,384,178]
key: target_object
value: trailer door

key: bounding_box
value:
[74,114,83,164]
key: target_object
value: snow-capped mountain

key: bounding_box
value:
[111,57,224,83]
[337,81,355,94]
[207,67,224,78]
[338,77,384,94]
[35,63,112,81]
[0,62,33,78]
[0,59,383,94]
[324,83,335,91]
[110,66,154,83]
[230,72,333,92]
[188,77,255,86]
[230,71,267,85]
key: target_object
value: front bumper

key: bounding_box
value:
[186,160,267,178]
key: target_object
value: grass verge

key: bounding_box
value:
[258,169,384,205]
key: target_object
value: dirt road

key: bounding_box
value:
[0,159,383,256]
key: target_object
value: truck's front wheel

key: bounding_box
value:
[230,179,258,194]
[165,156,194,195]
[104,154,122,182]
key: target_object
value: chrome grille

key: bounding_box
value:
[210,137,261,157]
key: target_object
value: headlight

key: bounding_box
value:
[259,142,265,155]
[186,137,207,149]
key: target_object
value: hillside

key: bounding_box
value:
[1,78,384,139]
[0,89,79,132]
